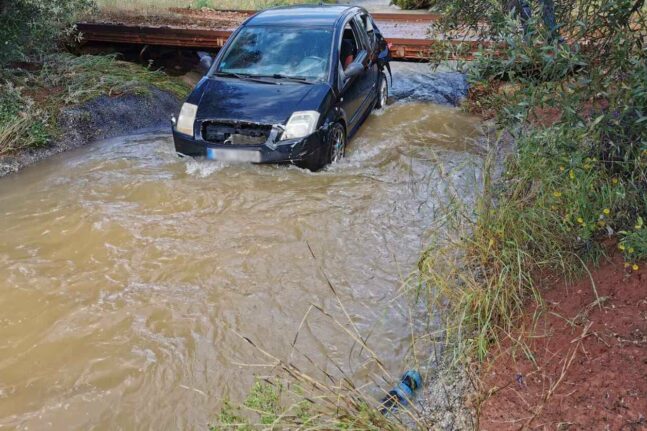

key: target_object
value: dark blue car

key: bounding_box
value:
[172,4,390,171]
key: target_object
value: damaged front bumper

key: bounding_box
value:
[172,125,325,165]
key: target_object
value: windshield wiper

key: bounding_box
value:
[214,71,279,85]
[264,74,314,85]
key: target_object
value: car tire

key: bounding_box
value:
[294,122,346,171]
[375,71,388,110]
[327,122,346,166]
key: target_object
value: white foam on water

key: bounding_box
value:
[184,159,229,177]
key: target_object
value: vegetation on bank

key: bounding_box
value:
[0,0,191,157]
[392,0,432,9]
[420,0,646,364]
[0,54,190,156]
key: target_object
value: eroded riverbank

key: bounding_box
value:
[0,87,180,178]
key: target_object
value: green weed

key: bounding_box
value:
[39,53,190,103]
[0,53,190,155]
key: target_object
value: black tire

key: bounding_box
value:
[375,71,388,109]
[326,122,347,166]
[294,123,345,171]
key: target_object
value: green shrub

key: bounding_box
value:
[420,0,647,361]
[392,0,432,9]
[0,0,96,65]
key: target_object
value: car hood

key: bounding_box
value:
[194,77,332,125]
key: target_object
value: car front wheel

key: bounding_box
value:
[327,122,346,166]
[375,71,388,109]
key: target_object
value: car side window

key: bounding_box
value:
[340,21,361,70]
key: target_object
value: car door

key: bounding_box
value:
[338,17,373,130]
[353,14,379,111]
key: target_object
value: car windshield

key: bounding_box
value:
[216,26,333,82]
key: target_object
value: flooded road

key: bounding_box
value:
[0,90,483,429]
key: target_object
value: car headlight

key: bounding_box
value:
[281,111,320,140]
[176,103,198,136]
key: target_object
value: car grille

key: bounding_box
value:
[202,121,273,146]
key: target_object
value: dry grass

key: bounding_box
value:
[95,0,324,13]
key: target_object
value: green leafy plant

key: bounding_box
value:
[392,0,433,9]
[0,0,96,65]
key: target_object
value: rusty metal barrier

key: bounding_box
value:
[76,12,494,62]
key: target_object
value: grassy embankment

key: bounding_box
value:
[413,1,647,424]
[0,54,190,156]
[0,0,195,157]
[421,0,646,353]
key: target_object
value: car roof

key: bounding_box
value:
[246,4,362,27]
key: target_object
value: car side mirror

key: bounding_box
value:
[344,50,368,79]
[197,51,214,73]
[340,50,369,92]
[344,62,364,80]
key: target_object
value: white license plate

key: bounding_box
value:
[206,147,262,163]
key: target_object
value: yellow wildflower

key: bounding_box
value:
[619,244,625,251]
[577,217,584,224]
[553,191,562,198]
[569,169,576,180]
[628,247,635,254]
[603,208,610,216]
[611,178,619,185]
[633,264,640,271]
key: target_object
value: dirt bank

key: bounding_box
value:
[479,253,647,430]
[0,87,180,177]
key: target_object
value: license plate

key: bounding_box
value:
[206,147,261,163]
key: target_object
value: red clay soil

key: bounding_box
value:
[479,254,647,430]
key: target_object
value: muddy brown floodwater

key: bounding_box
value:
[0,101,482,430]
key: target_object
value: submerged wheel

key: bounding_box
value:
[375,72,388,109]
[328,122,346,165]
[294,122,346,171]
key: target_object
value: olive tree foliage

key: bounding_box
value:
[0,0,96,65]
[428,0,645,80]
[429,0,645,43]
